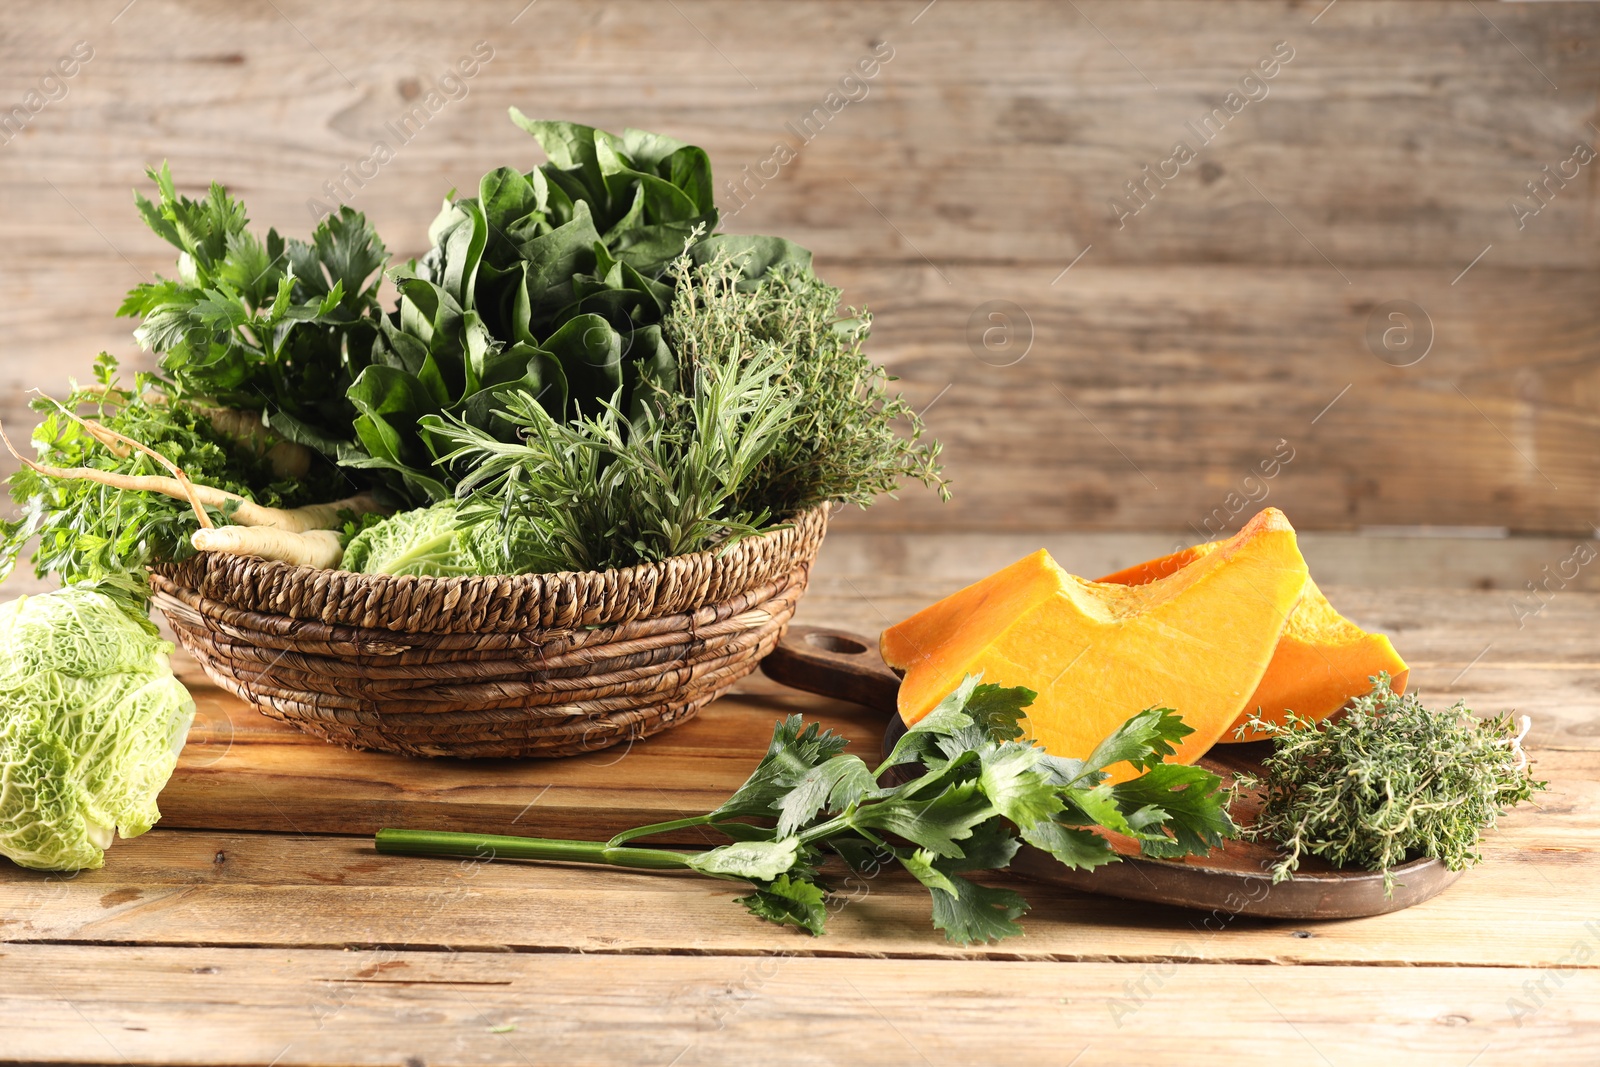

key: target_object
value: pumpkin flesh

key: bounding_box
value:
[1099,543,1409,740]
[881,508,1310,781]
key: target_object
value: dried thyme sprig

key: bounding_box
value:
[1237,673,1545,891]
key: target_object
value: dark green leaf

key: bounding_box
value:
[852,780,994,859]
[710,715,852,821]
[1112,763,1235,859]
[1020,820,1119,870]
[964,683,1037,743]
[773,754,876,838]
[1079,706,1194,780]
[976,741,1063,831]
[926,873,1029,946]
[735,874,828,936]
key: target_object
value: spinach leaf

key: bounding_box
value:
[337,112,807,505]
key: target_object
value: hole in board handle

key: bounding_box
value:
[803,631,870,655]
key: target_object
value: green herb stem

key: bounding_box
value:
[604,814,720,848]
[374,828,691,871]
[375,679,1236,945]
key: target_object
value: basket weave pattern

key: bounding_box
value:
[150,506,829,758]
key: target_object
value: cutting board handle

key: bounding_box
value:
[760,625,901,716]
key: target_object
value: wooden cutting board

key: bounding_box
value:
[158,648,891,844]
[760,626,1462,921]
[158,624,1457,920]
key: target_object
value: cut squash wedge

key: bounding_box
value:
[880,508,1310,781]
[1100,542,1409,740]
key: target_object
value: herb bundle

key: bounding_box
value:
[666,254,946,518]
[0,355,347,587]
[376,675,1236,944]
[117,163,388,454]
[1238,673,1544,888]
[5,112,945,586]
[401,249,946,574]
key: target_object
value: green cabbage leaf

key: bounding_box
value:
[343,501,544,578]
[0,586,195,871]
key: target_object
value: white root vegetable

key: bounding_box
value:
[77,386,314,479]
[1,416,381,534]
[194,404,314,480]
[0,416,387,570]
[191,527,344,569]
[75,415,214,530]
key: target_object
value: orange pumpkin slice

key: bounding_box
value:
[880,508,1309,781]
[1099,543,1409,740]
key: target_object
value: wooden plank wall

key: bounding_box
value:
[0,0,1595,534]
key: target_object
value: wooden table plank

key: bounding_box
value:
[3,583,1594,1064]
[3,944,1596,1067]
[0,792,1592,968]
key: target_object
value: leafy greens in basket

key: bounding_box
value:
[117,162,389,457]
[376,675,1237,945]
[3,110,944,585]
[343,108,813,505]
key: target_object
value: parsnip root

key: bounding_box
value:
[75,386,314,479]
[0,416,382,533]
[191,527,344,570]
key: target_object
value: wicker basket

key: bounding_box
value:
[148,506,830,758]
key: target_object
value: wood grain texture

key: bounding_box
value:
[3,586,1586,958]
[0,576,1594,1062]
[1,773,1589,967]
[3,944,1598,1067]
[0,1,1595,533]
[816,528,1600,595]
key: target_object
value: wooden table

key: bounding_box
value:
[3,576,1597,1065]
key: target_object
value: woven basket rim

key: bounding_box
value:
[152,503,831,636]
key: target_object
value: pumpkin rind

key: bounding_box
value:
[1099,541,1409,740]
[881,509,1310,780]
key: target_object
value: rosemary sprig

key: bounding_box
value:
[424,311,799,573]
[665,255,947,517]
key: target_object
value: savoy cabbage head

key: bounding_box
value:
[0,585,194,871]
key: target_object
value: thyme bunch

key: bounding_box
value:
[665,256,948,517]
[1238,674,1545,890]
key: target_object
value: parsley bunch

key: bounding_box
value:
[117,162,388,455]
[376,676,1235,945]
[1238,673,1545,889]
[0,355,346,587]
